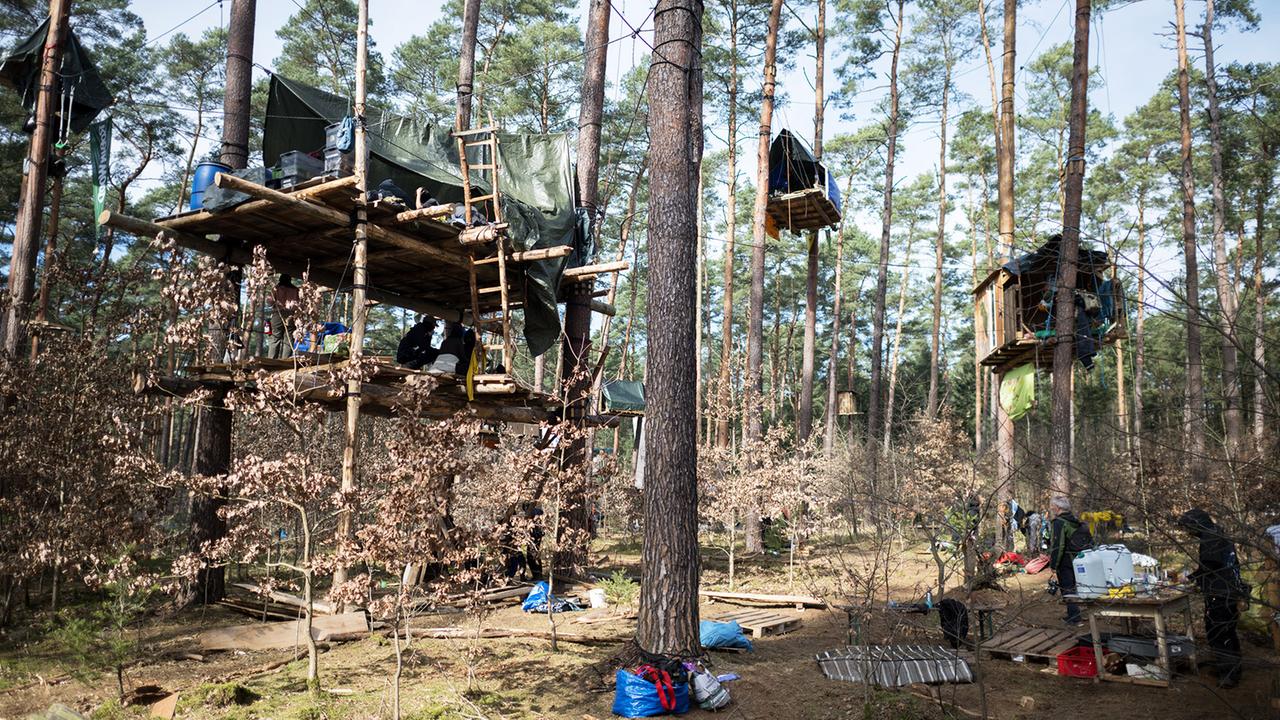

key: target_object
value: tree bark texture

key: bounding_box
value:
[3,0,70,357]
[1175,0,1206,484]
[456,0,482,131]
[715,0,739,450]
[637,0,703,658]
[1202,0,1242,459]
[220,0,256,170]
[798,0,825,444]
[929,54,951,418]
[1048,0,1091,499]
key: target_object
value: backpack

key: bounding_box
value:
[1064,519,1093,555]
[690,667,731,710]
[938,599,969,649]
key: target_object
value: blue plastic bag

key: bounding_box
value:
[521,581,581,613]
[699,620,754,651]
[612,669,690,717]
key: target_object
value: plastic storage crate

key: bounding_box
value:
[1057,645,1102,678]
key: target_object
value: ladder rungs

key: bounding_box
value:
[465,140,495,148]
[470,163,496,170]
[454,126,497,137]
[469,194,495,203]
[478,285,507,294]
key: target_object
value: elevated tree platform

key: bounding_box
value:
[136,355,620,427]
[765,187,841,232]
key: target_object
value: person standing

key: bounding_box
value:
[1178,508,1245,688]
[269,274,300,359]
[1049,496,1092,625]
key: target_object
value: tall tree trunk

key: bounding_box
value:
[977,0,1002,165]
[1253,170,1270,452]
[867,0,905,507]
[334,0,371,596]
[1175,0,1206,484]
[1134,192,1147,510]
[557,0,611,572]
[798,0,825,444]
[3,0,70,357]
[30,148,65,361]
[1202,0,1242,460]
[928,56,951,418]
[696,171,705,441]
[824,171,856,454]
[186,0,255,606]
[744,0,783,554]
[883,231,914,452]
[711,1,742,448]
[636,0,703,657]
[1048,0,1091,499]
[456,0,481,130]
[994,0,1017,527]
[971,192,984,452]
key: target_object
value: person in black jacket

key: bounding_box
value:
[1178,508,1244,688]
[395,316,438,369]
[1048,496,1092,625]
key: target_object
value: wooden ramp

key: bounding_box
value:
[714,609,802,638]
[981,626,1078,663]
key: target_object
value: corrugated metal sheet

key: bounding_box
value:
[816,645,974,687]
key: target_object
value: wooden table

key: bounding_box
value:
[1074,593,1199,687]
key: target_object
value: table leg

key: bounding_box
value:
[1090,612,1104,684]
[1154,610,1171,687]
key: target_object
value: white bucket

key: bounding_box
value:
[588,588,607,608]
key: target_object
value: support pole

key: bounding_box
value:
[994,0,1017,541]
[334,0,371,596]
[3,0,70,357]
[30,148,66,361]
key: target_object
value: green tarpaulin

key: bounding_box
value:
[999,364,1035,422]
[601,379,645,415]
[0,19,112,134]
[263,74,584,356]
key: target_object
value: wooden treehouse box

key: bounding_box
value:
[973,235,1126,374]
[765,129,842,233]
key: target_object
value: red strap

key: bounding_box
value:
[635,666,676,711]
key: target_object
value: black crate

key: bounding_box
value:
[324,148,354,177]
[325,122,346,151]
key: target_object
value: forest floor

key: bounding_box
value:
[1,535,1276,720]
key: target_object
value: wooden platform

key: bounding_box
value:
[981,626,1078,663]
[714,609,802,638]
[765,187,841,232]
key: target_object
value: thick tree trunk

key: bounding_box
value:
[1202,0,1242,460]
[798,0,825,444]
[867,0,905,510]
[456,0,481,130]
[3,0,70,357]
[1175,0,1206,484]
[187,0,256,605]
[993,0,1016,526]
[1048,0,1090,499]
[636,0,703,658]
[744,0,783,555]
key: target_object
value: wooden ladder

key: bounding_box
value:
[456,126,514,375]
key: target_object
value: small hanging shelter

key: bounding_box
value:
[765,129,842,233]
[0,17,113,133]
[600,379,645,416]
[973,234,1126,373]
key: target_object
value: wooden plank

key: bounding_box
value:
[699,589,824,607]
[198,612,369,651]
[229,582,335,615]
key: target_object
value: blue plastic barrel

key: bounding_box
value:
[190,161,232,211]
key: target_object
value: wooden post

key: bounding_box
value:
[1049,0,1091,499]
[334,0,371,595]
[3,0,70,357]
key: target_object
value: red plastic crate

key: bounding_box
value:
[1057,645,1103,678]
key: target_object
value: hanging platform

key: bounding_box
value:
[765,128,843,233]
[766,187,841,232]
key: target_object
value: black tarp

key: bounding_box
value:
[0,18,112,133]
[766,128,842,212]
[262,75,581,356]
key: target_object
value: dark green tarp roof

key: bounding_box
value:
[601,379,645,415]
[0,18,112,133]
[263,74,583,356]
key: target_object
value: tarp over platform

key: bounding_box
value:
[0,18,112,133]
[767,129,842,214]
[262,75,583,356]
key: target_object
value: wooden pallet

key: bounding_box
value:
[982,626,1079,663]
[714,609,802,638]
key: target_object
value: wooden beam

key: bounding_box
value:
[163,175,358,231]
[474,245,573,265]
[562,260,628,279]
[698,589,826,608]
[590,299,616,317]
[394,204,456,223]
[458,223,508,245]
[98,210,464,322]
[213,172,471,270]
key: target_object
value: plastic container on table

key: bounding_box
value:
[1073,552,1106,598]
[1057,645,1104,678]
[190,160,231,211]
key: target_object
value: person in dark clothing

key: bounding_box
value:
[396,316,438,369]
[1178,508,1245,688]
[430,322,468,374]
[1048,496,1092,625]
[460,326,477,374]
